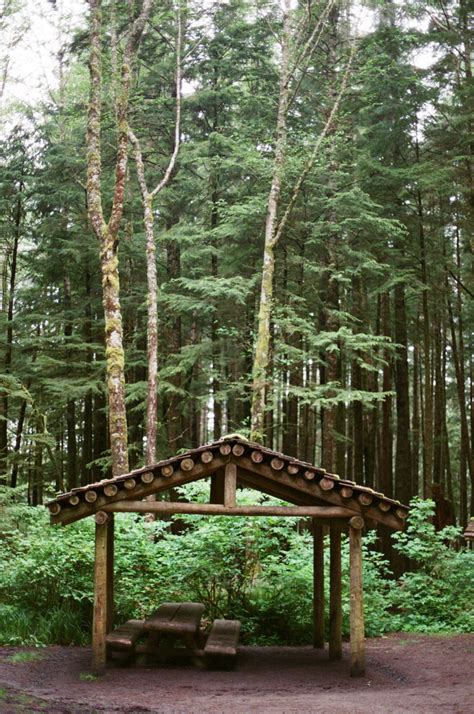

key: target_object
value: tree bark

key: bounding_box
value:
[86,0,152,477]
[250,0,291,442]
[393,283,411,505]
[1,181,22,480]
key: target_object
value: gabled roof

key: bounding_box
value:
[46,435,409,529]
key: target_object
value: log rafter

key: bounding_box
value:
[46,436,409,529]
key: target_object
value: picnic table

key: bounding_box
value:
[106,601,240,668]
[143,601,205,654]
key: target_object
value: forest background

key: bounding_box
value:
[0,0,473,647]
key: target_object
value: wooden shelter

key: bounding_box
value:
[46,435,409,677]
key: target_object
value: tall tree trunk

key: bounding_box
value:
[86,0,151,476]
[165,234,183,452]
[393,283,412,505]
[379,293,393,497]
[432,302,445,489]
[250,0,291,442]
[63,275,77,490]
[128,8,182,460]
[82,270,93,485]
[352,276,364,483]
[412,337,420,496]
[417,189,433,498]
[447,290,473,527]
[1,182,22,481]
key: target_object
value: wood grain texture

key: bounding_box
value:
[329,524,342,660]
[350,525,365,676]
[313,521,325,649]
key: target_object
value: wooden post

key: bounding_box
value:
[313,520,324,648]
[224,462,237,507]
[329,523,342,660]
[92,518,109,672]
[106,513,114,634]
[349,523,365,676]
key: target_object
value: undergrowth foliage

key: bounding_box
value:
[0,490,472,646]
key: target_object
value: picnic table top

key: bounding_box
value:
[143,601,205,634]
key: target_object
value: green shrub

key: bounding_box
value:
[391,498,474,633]
[0,489,472,647]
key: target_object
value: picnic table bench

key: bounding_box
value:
[205,618,241,669]
[106,619,145,661]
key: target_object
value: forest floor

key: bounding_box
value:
[0,633,472,713]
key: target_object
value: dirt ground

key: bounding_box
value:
[0,633,472,713]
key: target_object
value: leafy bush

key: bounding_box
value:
[391,498,474,633]
[0,488,472,647]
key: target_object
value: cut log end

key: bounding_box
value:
[395,508,408,520]
[349,516,365,530]
[232,444,245,457]
[219,443,232,455]
[181,458,195,472]
[201,450,214,464]
[49,503,61,515]
[304,470,315,480]
[69,495,80,506]
[124,478,136,490]
[270,457,285,471]
[320,477,335,491]
[340,487,353,499]
[104,484,118,497]
[250,450,264,463]
[141,472,154,484]
[95,511,109,525]
[85,490,98,503]
[161,465,174,477]
[378,501,391,512]
[358,493,373,506]
[287,464,299,475]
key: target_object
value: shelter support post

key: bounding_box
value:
[329,523,342,660]
[312,520,325,649]
[106,513,114,633]
[349,521,365,676]
[224,461,237,507]
[92,513,112,672]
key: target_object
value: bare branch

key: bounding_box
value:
[272,43,357,248]
[150,2,183,198]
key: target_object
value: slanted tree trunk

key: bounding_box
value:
[249,2,355,443]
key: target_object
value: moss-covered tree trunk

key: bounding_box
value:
[250,0,291,442]
[86,0,151,477]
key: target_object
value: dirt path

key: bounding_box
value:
[0,634,472,713]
